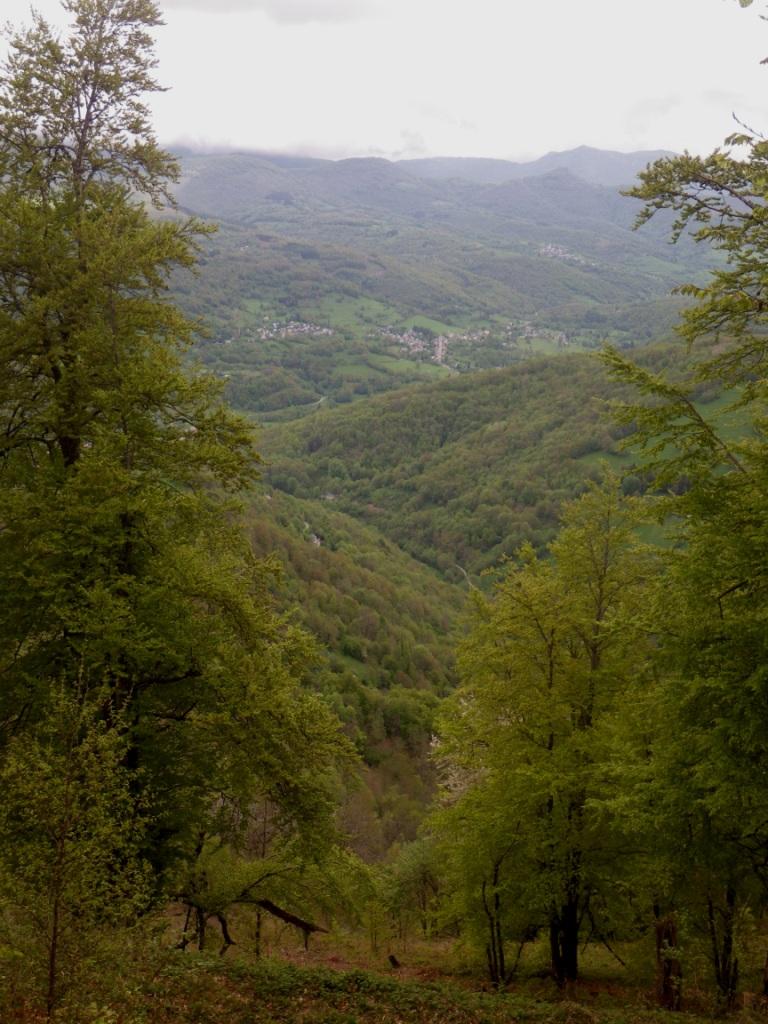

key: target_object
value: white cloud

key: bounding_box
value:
[160,0,380,22]
[6,0,767,161]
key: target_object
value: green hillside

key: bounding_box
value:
[170,150,710,419]
[247,490,461,695]
[242,341,734,858]
[260,353,630,577]
[259,344,726,579]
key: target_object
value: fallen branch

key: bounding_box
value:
[255,898,329,950]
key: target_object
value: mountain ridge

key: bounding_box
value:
[170,145,704,419]
[172,144,674,190]
[398,145,674,187]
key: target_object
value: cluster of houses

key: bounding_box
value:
[377,320,574,365]
[222,319,336,344]
[516,321,570,347]
[539,243,589,266]
[223,314,568,362]
[252,320,335,341]
[377,325,500,365]
[377,326,436,354]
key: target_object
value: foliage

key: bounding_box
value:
[430,481,656,986]
[165,147,710,420]
[377,838,442,946]
[248,491,460,695]
[136,952,768,1024]
[0,693,153,1018]
[598,122,768,1006]
[261,345,717,580]
[0,4,350,1015]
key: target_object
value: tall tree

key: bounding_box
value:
[432,480,653,986]
[600,111,768,1005]
[0,0,348,900]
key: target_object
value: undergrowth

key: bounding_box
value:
[137,956,768,1024]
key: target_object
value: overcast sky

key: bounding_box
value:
[2,0,767,161]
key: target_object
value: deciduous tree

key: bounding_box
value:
[0,0,348,933]
[432,480,653,985]
[601,117,768,1006]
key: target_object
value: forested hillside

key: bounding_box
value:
[259,344,725,577]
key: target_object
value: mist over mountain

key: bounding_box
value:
[172,145,673,226]
[398,145,675,188]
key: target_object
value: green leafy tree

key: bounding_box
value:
[0,692,152,1018]
[432,480,654,986]
[0,0,348,945]
[600,115,768,1005]
[382,838,441,944]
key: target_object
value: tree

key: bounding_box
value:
[432,480,654,986]
[0,693,152,1017]
[0,0,348,953]
[600,116,768,1006]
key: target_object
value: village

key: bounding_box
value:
[538,242,591,265]
[252,319,335,341]
[376,321,570,364]
[220,314,570,369]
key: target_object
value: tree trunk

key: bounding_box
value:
[46,830,68,1019]
[46,894,61,1020]
[216,913,235,956]
[708,887,739,1011]
[196,907,207,952]
[178,903,194,951]
[549,896,580,987]
[254,898,327,946]
[482,864,506,988]
[654,906,682,1011]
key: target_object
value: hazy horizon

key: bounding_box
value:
[2,0,765,163]
[165,141,675,163]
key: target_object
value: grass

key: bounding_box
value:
[140,952,768,1024]
[311,295,403,331]
[330,355,449,383]
[243,297,276,318]
[365,354,449,378]
[23,907,767,1022]
[403,314,458,335]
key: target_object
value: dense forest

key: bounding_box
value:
[1,1,768,1021]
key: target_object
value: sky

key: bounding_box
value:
[2,0,767,162]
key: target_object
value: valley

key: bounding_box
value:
[165,146,724,874]
[5,0,768,1017]
[160,142,765,1012]
[172,147,704,419]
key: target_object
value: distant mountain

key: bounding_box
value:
[172,150,693,267]
[175,151,433,222]
[173,148,673,226]
[398,146,675,188]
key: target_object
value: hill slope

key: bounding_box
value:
[259,344,716,579]
[260,353,627,577]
